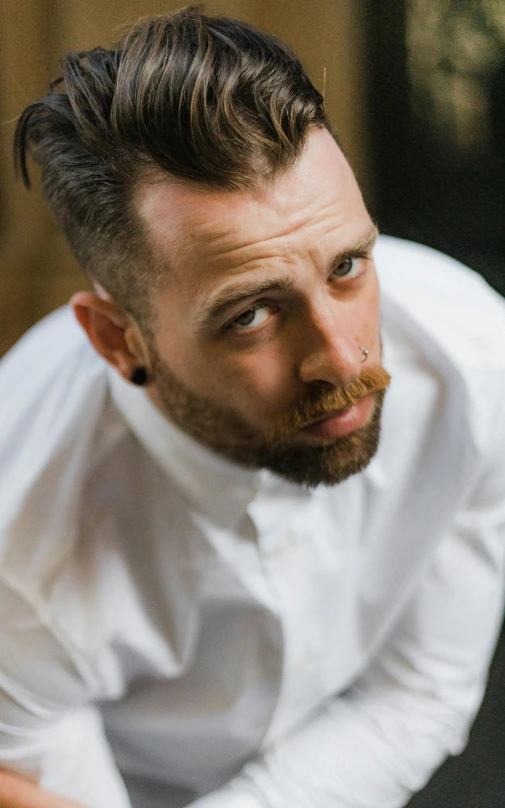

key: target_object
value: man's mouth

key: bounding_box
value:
[302,395,375,440]
[268,366,391,443]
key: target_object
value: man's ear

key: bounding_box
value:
[70,291,150,384]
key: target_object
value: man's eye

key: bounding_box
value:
[231,305,270,329]
[332,255,363,278]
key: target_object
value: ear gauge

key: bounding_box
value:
[131,367,148,386]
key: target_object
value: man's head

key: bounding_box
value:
[16,8,390,486]
[15,6,329,325]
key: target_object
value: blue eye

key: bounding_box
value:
[232,305,270,329]
[332,256,363,278]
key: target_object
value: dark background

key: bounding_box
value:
[366,0,505,296]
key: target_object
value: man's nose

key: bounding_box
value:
[297,305,363,388]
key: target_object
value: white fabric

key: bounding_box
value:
[1,236,505,808]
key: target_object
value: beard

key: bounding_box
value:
[149,350,391,487]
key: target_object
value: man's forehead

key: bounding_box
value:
[135,130,363,278]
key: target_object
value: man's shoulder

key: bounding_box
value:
[0,305,108,421]
[375,236,505,371]
[1,305,93,375]
[0,302,118,455]
[0,307,111,564]
[1,305,112,472]
[0,305,104,397]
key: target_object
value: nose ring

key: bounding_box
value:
[359,345,369,363]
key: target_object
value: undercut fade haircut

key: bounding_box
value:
[14,6,330,326]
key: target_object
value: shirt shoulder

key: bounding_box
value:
[0,308,112,574]
[375,236,505,372]
[0,311,117,710]
[374,237,505,491]
[0,306,105,417]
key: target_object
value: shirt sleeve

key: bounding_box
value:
[189,429,505,807]
[0,575,132,808]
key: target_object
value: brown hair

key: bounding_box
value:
[15,6,330,324]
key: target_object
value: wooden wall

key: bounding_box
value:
[0,0,371,356]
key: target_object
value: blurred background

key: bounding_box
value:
[1,0,505,356]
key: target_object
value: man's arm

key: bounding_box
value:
[0,576,132,808]
[189,437,505,807]
[0,770,84,808]
[0,704,131,808]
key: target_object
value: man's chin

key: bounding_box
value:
[255,391,385,488]
[257,434,379,488]
[151,350,387,487]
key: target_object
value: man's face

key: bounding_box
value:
[136,128,389,486]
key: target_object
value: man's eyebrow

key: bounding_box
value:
[197,223,379,330]
[326,223,379,271]
[345,223,379,257]
[197,278,295,329]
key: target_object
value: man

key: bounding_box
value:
[1,7,504,808]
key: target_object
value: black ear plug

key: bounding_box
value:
[131,367,148,386]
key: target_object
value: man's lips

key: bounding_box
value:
[302,395,375,440]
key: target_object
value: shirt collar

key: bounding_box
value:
[107,361,389,526]
[107,367,265,527]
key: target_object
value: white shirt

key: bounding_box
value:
[1,236,505,808]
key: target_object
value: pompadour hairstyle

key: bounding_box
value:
[14,6,330,324]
